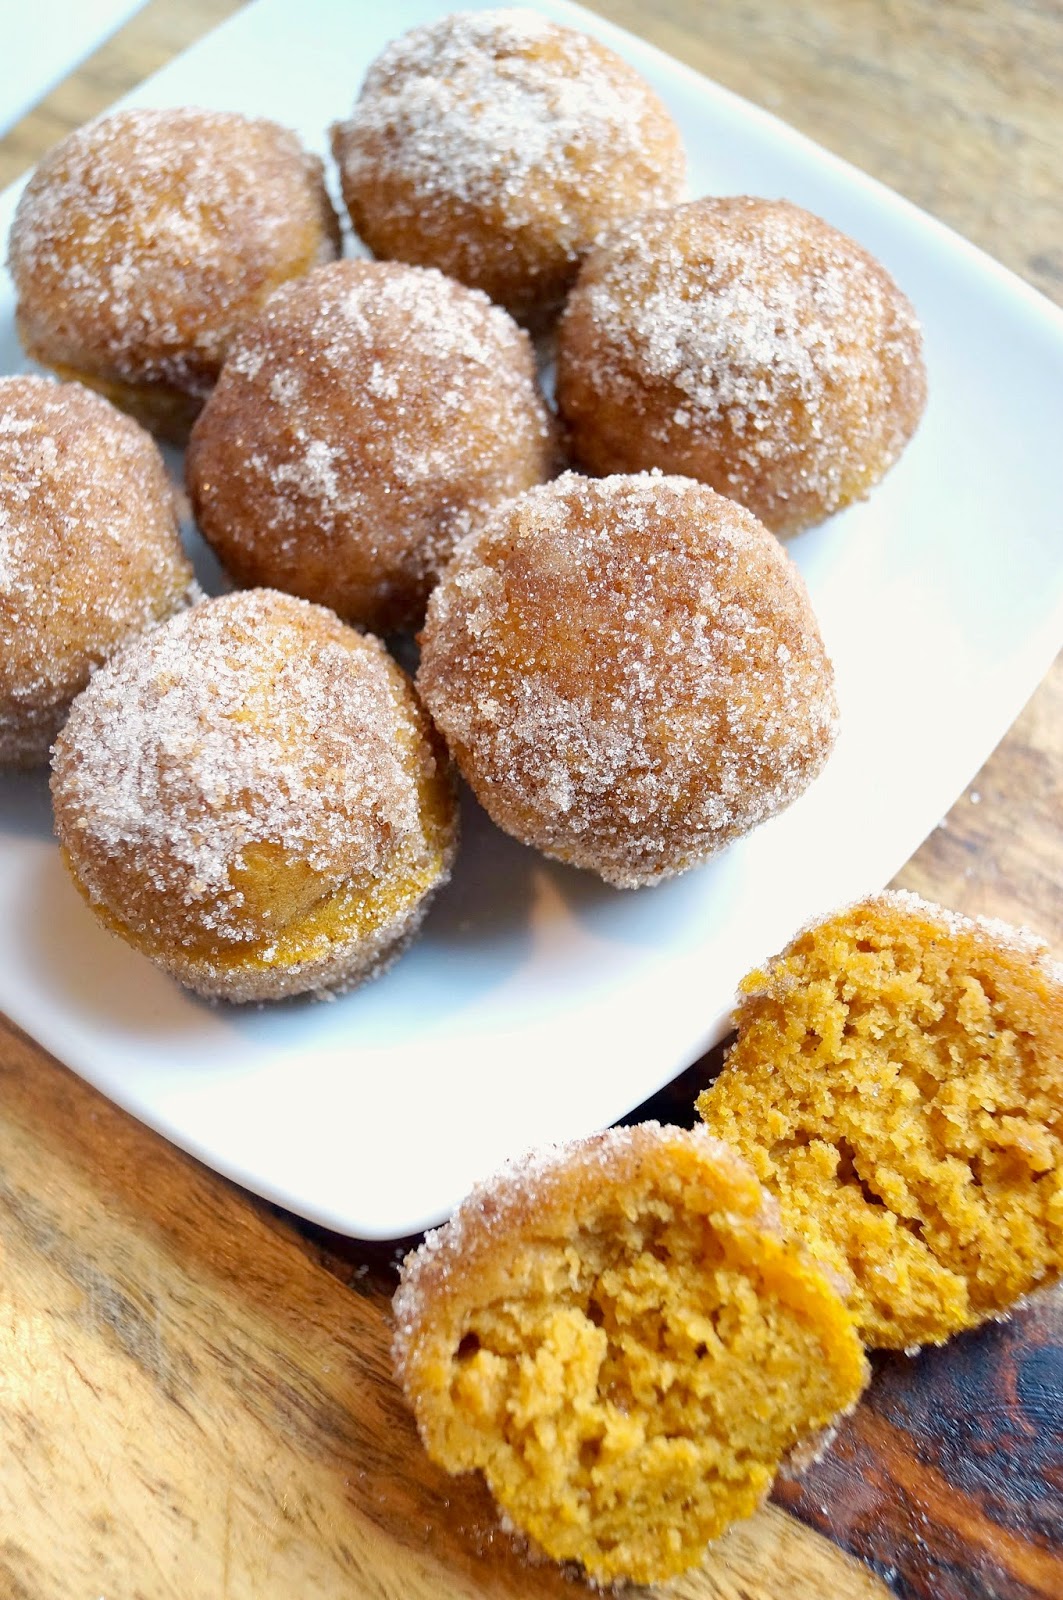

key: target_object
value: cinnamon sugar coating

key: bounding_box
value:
[557,197,927,533]
[394,1123,868,1585]
[331,8,685,319]
[51,590,457,1003]
[186,259,558,635]
[697,893,1063,1349]
[417,472,838,888]
[0,375,194,767]
[8,108,340,443]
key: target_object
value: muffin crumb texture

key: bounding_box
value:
[395,1123,867,1585]
[698,891,1063,1349]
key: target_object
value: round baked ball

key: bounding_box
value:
[417,472,838,887]
[0,375,193,767]
[557,196,927,533]
[186,259,558,634]
[394,1122,868,1585]
[330,8,685,320]
[51,590,457,1003]
[8,108,340,442]
[697,893,1063,1349]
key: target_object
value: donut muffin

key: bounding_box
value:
[0,375,193,767]
[186,259,558,634]
[8,108,340,442]
[331,8,685,320]
[417,472,838,887]
[51,590,457,1002]
[697,893,1063,1349]
[557,197,927,533]
[394,1123,868,1585]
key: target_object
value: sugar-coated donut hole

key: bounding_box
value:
[8,108,340,442]
[395,1124,868,1584]
[417,472,838,887]
[331,8,686,320]
[698,892,1063,1349]
[0,375,194,767]
[186,259,559,634]
[50,590,457,1002]
[556,196,927,533]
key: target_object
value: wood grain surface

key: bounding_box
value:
[1,3,1061,1599]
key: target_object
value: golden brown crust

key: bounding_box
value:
[331,9,685,319]
[697,891,1063,1349]
[556,196,927,533]
[186,259,559,634]
[395,1122,868,1585]
[24,353,208,450]
[417,471,838,886]
[0,375,194,766]
[8,108,340,438]
[50,590,458,1003]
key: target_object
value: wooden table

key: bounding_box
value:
[1,4,1061,1597]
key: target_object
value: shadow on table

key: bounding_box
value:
[0,765,54,842]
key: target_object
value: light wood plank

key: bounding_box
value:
[1,1,1060,1595]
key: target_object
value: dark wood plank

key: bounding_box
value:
[776,1292,1063,1600]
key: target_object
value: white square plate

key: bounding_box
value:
[2,0,1062,1238]
[0,0,145,136]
